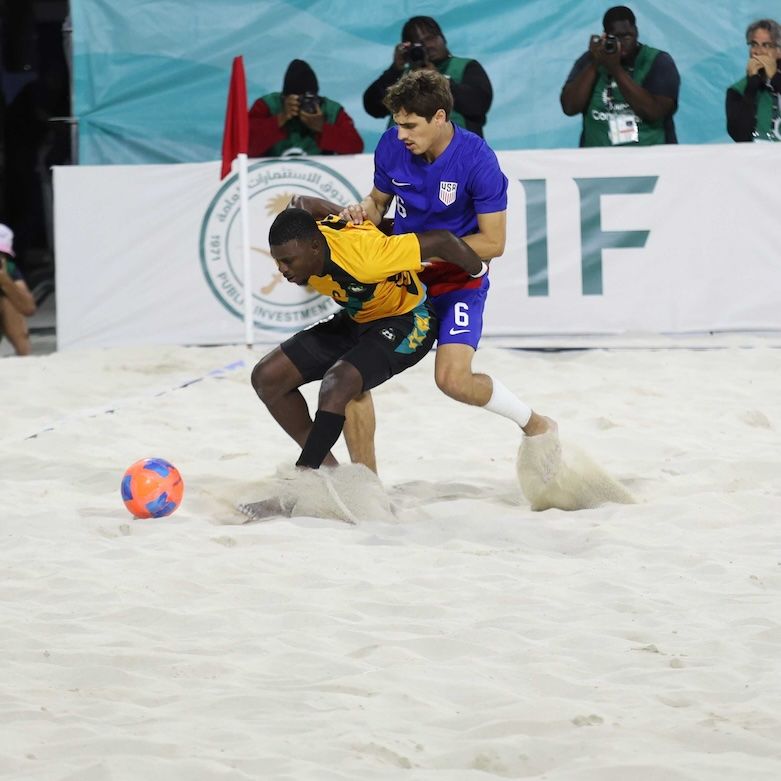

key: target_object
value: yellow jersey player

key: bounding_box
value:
[251,207,488,470]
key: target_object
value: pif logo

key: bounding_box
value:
[199,159,362,333]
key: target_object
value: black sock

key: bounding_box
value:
[296,410,346,469]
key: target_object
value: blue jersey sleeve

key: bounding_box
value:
[373,130,395,195]
[469,143,508,214]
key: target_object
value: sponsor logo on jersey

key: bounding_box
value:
[380,328,396,341]
[199,159,361,333]
[439,181,458,206]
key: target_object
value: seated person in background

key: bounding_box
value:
[0,224,36,357]
[560,5,680,146]
[248,59,364,157]
[363,15,492,137]
[726,19,781,142]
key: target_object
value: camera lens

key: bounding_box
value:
[406,43,427,64]
[300,93,318,113]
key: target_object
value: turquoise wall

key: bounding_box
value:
[72,0,774,163]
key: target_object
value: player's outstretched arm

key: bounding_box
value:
[339,187,392,226]
[417,230,485,278]
[461,211,506,261]
[288,194,343,220]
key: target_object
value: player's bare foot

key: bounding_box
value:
[522,412,557,437]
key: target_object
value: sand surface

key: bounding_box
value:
[1,344,780,780]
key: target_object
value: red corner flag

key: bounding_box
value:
[221,56,249,179]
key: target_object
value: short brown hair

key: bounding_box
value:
[383,70,453,121]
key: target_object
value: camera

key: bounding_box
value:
[603,34,618,54]
[299,92,320,114]
[404,42,427,65]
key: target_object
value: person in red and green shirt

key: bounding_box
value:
[248,59,364,157]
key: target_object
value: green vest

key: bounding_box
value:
[583,45,667,146]
[730,76,781,142]
[437,56,470,129]
[387,55,472,130]
[262,92,342,156]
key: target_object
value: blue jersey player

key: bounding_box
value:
[340,70,555,474]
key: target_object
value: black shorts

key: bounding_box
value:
[281,300,437,392]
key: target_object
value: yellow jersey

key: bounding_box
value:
[308,215,426,323]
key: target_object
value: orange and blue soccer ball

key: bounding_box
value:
[121,458,184,518]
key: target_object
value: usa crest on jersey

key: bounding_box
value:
[439,181,458,206]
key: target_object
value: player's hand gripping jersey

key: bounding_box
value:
[307,215,426,322]
[373,124,508,297]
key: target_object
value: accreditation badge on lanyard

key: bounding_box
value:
[605,80,639,145]
[608,113,640,144]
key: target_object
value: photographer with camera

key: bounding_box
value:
[560,5,680,146]
[248,59,363,157]
[726,19,781,142]
[363,16,493,137]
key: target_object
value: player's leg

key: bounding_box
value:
[343,392,377,474]
[433,342,490,404]
[432,283,553,436]
[316,301,437,470]
[296,358,365,468]
[251,314,355,466]
[251,346,338,466]
[0,298,32,356]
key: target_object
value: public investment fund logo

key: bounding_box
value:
[199,159,362,332]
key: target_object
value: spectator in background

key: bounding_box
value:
[560,5,680,146]
[726,19,781,142]
[248,59,363,157]
[0,224,36,356]
[363,16,492,137]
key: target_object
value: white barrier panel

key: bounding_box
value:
[54,144,781,350]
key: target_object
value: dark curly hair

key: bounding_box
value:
[268,208,318,247]
[383,70,453,121]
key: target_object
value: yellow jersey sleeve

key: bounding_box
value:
[319,217,422,281]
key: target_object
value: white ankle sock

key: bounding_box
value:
[483,377,532,428]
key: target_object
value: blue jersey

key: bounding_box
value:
[373,124,507,296]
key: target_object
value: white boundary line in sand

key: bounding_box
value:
[1,359,246,446]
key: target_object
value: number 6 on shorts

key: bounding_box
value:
[454,301,469,327]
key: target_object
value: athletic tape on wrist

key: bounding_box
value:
[470,261,489,278]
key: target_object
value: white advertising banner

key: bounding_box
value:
[54,144,781,350]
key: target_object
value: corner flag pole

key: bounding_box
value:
[221,56,253,347]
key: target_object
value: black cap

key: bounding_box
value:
[282,59,318,95]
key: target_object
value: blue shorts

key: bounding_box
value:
[429,277,490,349]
